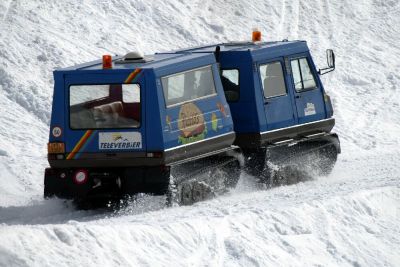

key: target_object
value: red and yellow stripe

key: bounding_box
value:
[125,68,142,84]
[66,130,95,160]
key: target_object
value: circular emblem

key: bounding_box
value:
[52,126,62,138]
[178,103,205,138]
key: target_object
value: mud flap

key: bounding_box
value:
[122,167,170,195]
[44,168,91,199]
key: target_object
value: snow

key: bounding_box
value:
[0,0,399,266]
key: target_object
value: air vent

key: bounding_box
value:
[125,51,144,60]
[115,51,152,64]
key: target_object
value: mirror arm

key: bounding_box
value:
[318,67,335,75]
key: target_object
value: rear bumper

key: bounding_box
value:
[49,132,236,168]
[44,166,170,199]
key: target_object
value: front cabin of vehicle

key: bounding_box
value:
[175,41,336,148]
[45,51,235,198]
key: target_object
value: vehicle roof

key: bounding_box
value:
[174,40,307,53]
[56,40,308,73]
[57,52,216,72]
[173,40,309,61]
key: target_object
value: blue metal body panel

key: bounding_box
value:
[287,52,327,124]
[170,40,330,135]
[158,63,234,150]
[218,51,263,133]
[62,71,147,153]
[50,52,234,157]
[49,40,331,159]
[255,56,297,131]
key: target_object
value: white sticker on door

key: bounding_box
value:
[99,132,142,149]
[304,103,316,116]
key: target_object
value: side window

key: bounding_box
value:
[221,69,239,102]
[260,61,287,98]
[162,73,185,103]
[299,58,317,89]
[290,57,317,91]
[122,84,140,103]
[291,60,303,91]
[161,65,216,107]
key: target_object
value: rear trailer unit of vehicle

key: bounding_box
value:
[45,31,340,205]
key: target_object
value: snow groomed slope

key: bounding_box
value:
[0,0,399,266]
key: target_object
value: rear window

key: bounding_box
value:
[161,65,217,107]
[69,84,140,129]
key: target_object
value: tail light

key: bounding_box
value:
[73,169,89,185]
[48,142,65,154]
[146,152,163,158]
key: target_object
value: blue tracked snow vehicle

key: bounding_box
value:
[45,34,340,205]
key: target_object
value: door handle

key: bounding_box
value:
[296,95,301,99]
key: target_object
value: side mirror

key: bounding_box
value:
[327,49,335,68]
[319,49,335,75]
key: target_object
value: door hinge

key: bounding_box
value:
[284,57,291,75]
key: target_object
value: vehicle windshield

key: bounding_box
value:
[69,84,141,129]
